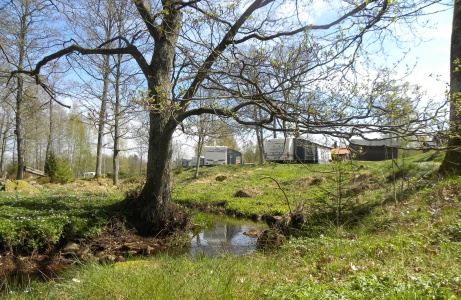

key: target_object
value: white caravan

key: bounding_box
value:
[264,138,296,161]
[264,138,331,164]
[204,146,228,165]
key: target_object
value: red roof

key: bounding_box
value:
[331,147,350,155]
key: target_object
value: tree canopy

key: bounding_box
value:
[4,0,451,234]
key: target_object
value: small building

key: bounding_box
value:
[264,138,331,164]
[331,147,351,161]
[82,172,96,178]
[349,139,400,161]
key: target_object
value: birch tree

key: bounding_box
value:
[0,0,56,178]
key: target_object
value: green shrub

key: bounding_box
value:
[4,180,34,192]
[45,153,74,184]
[36,176,51,184]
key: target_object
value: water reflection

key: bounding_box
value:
[190,221,266,257]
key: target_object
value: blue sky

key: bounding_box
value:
[296,1,453,102]
[403,7,452,102]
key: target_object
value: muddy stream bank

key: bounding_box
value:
[1,215,267,293]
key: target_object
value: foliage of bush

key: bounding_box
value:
[45,153,74,184]
[3,180,33,192]
[6,163,18,180]
[0,193,121,253]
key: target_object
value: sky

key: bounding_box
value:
[401,8,453,102]
[177,2,455,157]
[59,1,454,158]
[322,2,453,103]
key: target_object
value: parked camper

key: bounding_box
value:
[204,146,243,166]
[190,156,205,167]
[181,158,192,167]
[82,172,96,178]
[264,138,295,161]
[264,138,331,164]
[205,146,228,165]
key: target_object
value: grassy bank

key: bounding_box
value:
[0,180,124,254]
[173,151,443,223]
[2,151,461,298]
[8,221,461,299]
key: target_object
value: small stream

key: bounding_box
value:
[189,218,267,257]
[1,217,267,295]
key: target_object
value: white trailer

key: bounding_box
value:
[204,146,228,165]
[190,156,205,167]
[264,138,296,161]
[264,138,331,164]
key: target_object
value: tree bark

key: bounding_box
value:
[15,78,25,179]
[14,0,29,180]
[127,3,182,235]
[95,56,110,178]
[130,112,176,234]
[254,107,265,164]
[0,113,8,176]
[439,1,461,175]
[45,100,53,174]
[113,53,122,185]
[194,133,204,179]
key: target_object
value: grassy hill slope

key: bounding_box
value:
[3,151,461,299]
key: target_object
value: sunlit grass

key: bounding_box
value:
[0,186,123,252]
[173,152,442,220]
[9,227,461,299]
[2,151,461,299]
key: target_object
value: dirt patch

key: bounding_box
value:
[294,176,327,189]
[234,187,263,198]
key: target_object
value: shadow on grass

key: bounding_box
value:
[298,173,439,238]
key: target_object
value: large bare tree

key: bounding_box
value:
[12,0,447,235]
[0,0,63,179]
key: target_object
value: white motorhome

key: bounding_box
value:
[204,146,228,165]
[190,156,205,167]
[264,138,296,161]
[82,172,96,178]
[264,138,331,164]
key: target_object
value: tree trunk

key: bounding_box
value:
[130,112,176,235]
[15,75,24,180]
[439,1,461,175]
[0,128,7,177]
[0,113,5,175]
[255,107,265,164]
[95,56,110,178]
[194,134,204,178]
[127,4,182,235]
[113,53,122,186]
[15,0,28,180]
[45,100,53,174]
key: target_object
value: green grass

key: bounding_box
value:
[8,229,461,299]
[173,151,443,223]
[2,151,461,299]
[0,183,123,252]
[173,163,346,217]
